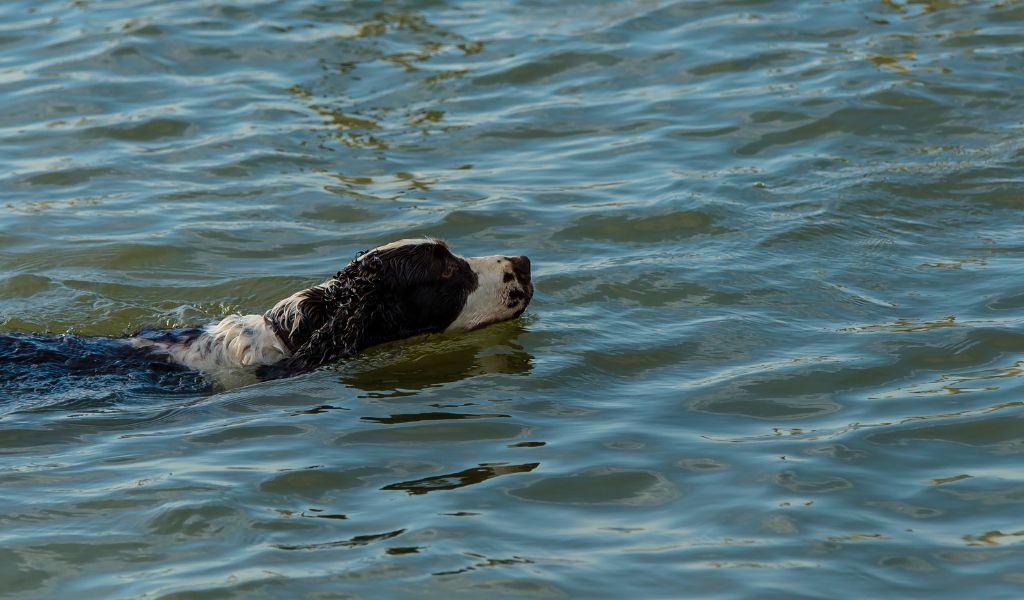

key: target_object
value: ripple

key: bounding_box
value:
[866,500,944,519]
[0,426,87,451]
[274,528,406,552]
[336,421,528,445]
[689,50,799,77]
[677,457,730,472]
[147,503,237,538]
[773,469,853,494]
[866,412,1024,449]
[361,412,511,425]
[473,51,622,86]
[382,462,538,495]
[691,392,841,420]
[84,118,193,141]
[189,424,307,445]
[509,467,678,506]
[259,466,389,499]
[0,273,54,297]
[556,210,720,242]
[687,358,850,420]
[21,167,119,187]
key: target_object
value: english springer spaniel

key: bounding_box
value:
[128,238,534,380]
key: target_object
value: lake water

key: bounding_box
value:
[2,0,1024,597]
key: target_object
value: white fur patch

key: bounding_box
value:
[445,255,524,332]
[131,314,290,372]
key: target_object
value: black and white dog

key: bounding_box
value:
[1,239,533,391]
[136,238,533,378]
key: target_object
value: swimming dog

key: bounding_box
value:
[133,238,532,378]
[0,239,533,392]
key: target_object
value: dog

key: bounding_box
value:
[0,239,533,397]
[134,238,532,379]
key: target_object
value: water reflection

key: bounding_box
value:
[275,528,406,551]
[362,411,510,424]
[339,322,533,396]
[382,462,539,495]
[287,8,482,161]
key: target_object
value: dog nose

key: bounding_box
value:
[508,255,531,282]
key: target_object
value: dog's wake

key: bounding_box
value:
[0,332,211,413]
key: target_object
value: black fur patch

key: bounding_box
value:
[507,288,527,307]
[261,241,479,379]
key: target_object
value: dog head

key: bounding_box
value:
[264,238,532,375]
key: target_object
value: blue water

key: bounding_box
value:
[2,0,1024,597]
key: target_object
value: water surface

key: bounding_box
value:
[2,0,1024,597]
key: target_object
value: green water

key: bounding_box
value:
[3,0,1024,597]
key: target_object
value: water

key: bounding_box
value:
[2,0,1024,597]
